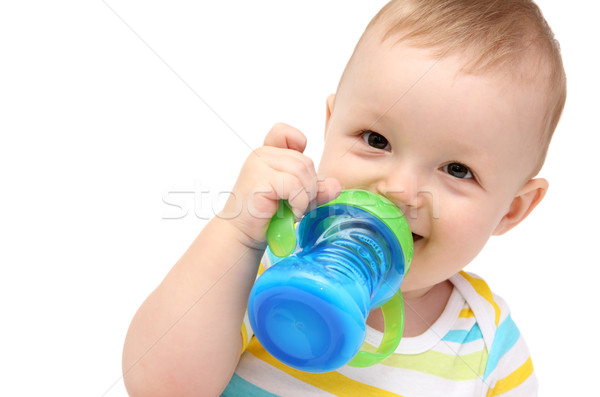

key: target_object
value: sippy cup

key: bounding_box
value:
[247,189,413,372]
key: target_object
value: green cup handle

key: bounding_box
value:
[266,200,297,257]
[348,289,404,367]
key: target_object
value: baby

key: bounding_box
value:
[123,0,566,396]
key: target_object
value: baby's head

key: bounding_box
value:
[317,0,566,293]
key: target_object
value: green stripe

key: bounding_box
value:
[363,343,488,381]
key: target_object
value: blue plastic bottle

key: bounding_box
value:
[247,190,413,373]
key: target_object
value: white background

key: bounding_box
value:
[1,1,598,395]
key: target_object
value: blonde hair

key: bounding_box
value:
[344,0,566,174]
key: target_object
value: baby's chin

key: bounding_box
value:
[399,259,450,296]
[400,276,451,300]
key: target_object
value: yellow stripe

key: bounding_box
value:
[240,260,265,352]
[241,259,266,353]
[486,357,533,396]
[240,322,249,352]
[459,308,475,318]
[247,338,404,397]
[460,271,501,326]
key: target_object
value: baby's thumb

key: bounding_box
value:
[263,123,307,152]
[314,177,342,207]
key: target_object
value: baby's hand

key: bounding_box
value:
[221,123,341,249]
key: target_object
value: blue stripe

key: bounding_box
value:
[442,323,483,343]
[483,314,520,380]
[221,373,279,397]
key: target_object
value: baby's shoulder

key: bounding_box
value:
[450,271,529,379]
[450,271,513,340]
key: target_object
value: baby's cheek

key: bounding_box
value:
[439,209,493,259]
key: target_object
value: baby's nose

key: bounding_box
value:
[376,173,425,217]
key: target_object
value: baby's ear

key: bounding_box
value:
[324,94,336,139]
[493,178,549,235]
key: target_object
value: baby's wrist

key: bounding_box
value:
[212,214,268,253]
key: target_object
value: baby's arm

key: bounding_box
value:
[122,123,340,396]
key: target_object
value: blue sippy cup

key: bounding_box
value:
[247,189,413,372]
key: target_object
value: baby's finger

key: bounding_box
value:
[256,146,319,203]
[267,171,311,219]
[263,123,307,153]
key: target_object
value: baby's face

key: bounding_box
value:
[318,36,546,294]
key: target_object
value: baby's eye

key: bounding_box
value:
[443,162,473,179]
[361,130,390,150]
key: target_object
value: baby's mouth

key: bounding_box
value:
[412,233,423,243]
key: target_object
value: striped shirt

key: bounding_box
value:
[226,256,537,396]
